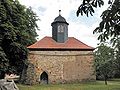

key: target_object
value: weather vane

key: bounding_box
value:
[59,10,61,15]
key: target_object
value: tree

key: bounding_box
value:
[94,43,115,85]
[0,46,9,79]
[0,0,39,77]
[77,0,120,79]
[77,0,120,45]
[0,29,9,79]
[77,0,104,17]
[114,37,120,78]
[1,33,28,75]
[0,0,39,46]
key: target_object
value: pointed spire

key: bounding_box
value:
[59,10,61,16]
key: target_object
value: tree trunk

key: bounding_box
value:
[104,75,107,85]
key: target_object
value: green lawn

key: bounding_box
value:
[18,80,120,90]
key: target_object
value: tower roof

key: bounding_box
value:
[54,15,66,22]
[51,10,69,25]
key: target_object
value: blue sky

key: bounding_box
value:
[19,0,108,47]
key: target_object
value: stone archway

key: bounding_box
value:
[40,71,48,84]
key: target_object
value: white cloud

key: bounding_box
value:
[19,0,109,47]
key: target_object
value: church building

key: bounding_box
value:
[25,11,95,84]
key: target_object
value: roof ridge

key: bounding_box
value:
[73,37,94,48]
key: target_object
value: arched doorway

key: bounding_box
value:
[40,71,48,84]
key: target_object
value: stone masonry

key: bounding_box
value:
[25,50,95,84]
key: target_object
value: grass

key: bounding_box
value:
[18,79,120,90]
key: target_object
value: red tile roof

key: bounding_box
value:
[28,36,94,50]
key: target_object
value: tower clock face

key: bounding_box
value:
[58,25,64,33]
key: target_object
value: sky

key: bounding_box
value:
[19,0,108,47]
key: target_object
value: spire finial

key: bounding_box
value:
[59,10,61,16]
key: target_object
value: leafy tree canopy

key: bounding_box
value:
[77,0,120,46]
[0,0,39,77]
[0,0,39,46]
[77,0,120,80]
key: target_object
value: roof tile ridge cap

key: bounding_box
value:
[41,36,52,40]
[37,36,48,41]
[27,38,41,47]
[72,37,95,49]
[44,36,51,38]
[28,36,50,47]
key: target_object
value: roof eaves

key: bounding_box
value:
[28,48,94,51]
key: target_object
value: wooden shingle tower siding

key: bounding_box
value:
[25,10,96,85]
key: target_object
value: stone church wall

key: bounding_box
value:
[26,50,95,84]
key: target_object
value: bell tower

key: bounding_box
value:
[51,10,69,43]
